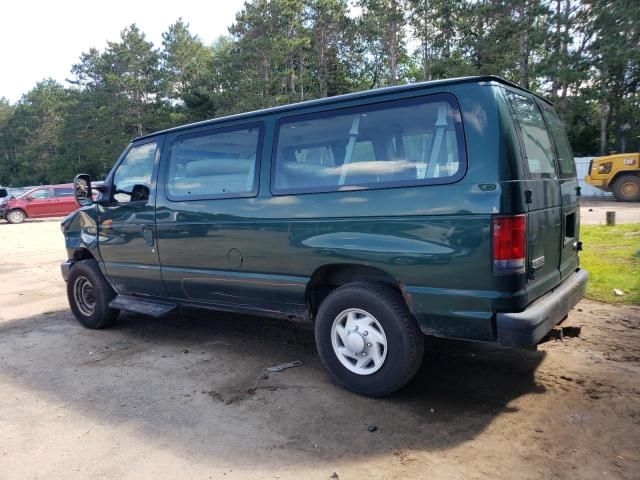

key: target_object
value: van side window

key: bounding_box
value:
[506,91,556,177]
[166,125,261,200]
[272,94,465,194]
[540,103,576,177]
[112,142,157,203]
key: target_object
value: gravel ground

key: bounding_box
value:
[0,220,638,480]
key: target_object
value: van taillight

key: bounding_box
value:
[493,215,526,274]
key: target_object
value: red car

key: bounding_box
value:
[2,184,79,224]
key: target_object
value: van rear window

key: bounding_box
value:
[272,94,466,195]
[506,91,556,177]
[540,103,576,177]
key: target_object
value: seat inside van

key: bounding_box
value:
[274,101,462,192]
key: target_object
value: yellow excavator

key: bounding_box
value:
[585,153,640,201]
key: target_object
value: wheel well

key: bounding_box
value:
[610,170,640,187]
[72,248,95,262]
[305,264,410,318]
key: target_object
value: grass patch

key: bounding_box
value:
[580,223,640,304]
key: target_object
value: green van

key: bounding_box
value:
[61,76,587,397]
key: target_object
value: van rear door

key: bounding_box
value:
[538,102,580,281]
[505,90,562,299]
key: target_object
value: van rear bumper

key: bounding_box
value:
[496,269,588,347]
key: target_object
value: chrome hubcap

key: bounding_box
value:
[331,308,387,375]
[73,276,96,316]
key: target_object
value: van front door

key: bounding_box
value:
[98,139,166,297]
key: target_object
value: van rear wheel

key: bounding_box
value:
[67,259,119,329]
[612,175,640,202]
[314,282,424,397]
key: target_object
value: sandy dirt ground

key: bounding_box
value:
[0,219,639,480]
[580,199,640,225]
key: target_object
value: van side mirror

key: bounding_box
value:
[74,174,94,206]
[130,184,150,203]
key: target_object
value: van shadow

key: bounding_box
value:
[0,308,547,466]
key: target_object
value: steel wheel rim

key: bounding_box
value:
[331,308,388,375]
[9,210,23,223]
[621,181,638,197]
[73,276,96,316]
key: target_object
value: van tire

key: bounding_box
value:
[314,282,424,397]
[67,259,119,329]
[6,209,26,224]
[612,174,640,202]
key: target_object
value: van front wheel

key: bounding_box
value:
[612,174,640,202]
[314,282,424,397]
[67,259,119,329]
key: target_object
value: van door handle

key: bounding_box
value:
[142,226,155,246]
[524,189,533,204]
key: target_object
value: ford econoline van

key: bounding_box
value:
[61,76,587,396]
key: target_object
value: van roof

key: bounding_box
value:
[136,75,548,142]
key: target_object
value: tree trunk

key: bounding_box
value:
[599,76,608,155]
[262,54,269,100]
[423,42,432,81]
[388,0,400,86]
[551,0,562,100]
[290,58,297,97]
[317,21,328,98]
[556,0,572,110]
[299,55,304,102]
[517,4,529,89]
[389,28,398,86]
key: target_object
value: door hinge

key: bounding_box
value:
[575,186,582,197]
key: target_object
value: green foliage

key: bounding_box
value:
[0,80,71,185]
[580,224,640,305]
[0,0,637,186]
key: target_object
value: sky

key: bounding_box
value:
[0,0,247,103]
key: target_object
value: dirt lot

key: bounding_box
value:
[0,219,639,480]
[580,199,640,225]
